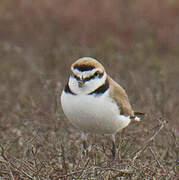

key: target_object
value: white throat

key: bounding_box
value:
[69,72,107,95]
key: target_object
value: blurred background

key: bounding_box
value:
[0,0,178,178]
[1,0,178,127]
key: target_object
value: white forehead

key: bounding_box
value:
[71,67,101,78]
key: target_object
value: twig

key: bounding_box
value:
[76,157,90,179]
[58,166,133,179]
[6,164,15,180]
[60,144,68,174]
[10,157,36,173]
[57,166,93,179]
[132,119,166,162]
[0,145,15,179]
[149,147,166,173]
[8,162,34,180]
[0,145,35,179]
[103,167,133,174]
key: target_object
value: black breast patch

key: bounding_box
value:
[64,83,76,95]
[88,79,109,95]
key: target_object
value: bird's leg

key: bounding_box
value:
[82,140,87,150]
[81,132,88,156]
[111,134,116,159]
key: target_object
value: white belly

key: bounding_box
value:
[61,90,131,134]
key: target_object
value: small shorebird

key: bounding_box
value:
[61,57,144,157]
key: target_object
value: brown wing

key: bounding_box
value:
[108,76,135,117]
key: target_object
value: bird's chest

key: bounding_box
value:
[61,91,119,133]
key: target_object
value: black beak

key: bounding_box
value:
[78,77,84,87]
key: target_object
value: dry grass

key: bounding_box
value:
[0,0,179,179]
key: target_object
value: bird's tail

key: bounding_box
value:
[132,112,145,122]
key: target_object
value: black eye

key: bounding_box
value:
[73,75,80,81]
[94,71,103,78]
[94,71,99,76]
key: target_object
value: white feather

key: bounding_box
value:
[61,89,131,134]
[69,72,107,95]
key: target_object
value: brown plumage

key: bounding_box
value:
[61,56,145,158]
[108,76,135,118]
[72,57,105,74]
[72,57,144,119]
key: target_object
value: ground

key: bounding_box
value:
[0,0,178,179]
